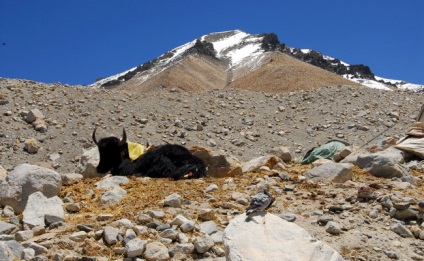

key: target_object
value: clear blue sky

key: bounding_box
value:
[1,0,423,86]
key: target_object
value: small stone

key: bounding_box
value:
[103,226,119,245]
[199,221,218,235]
[148,210,165,219]
[24,139,41,154]
[198,209,216,221]
[174,243,195,254]
[170,215,189,226]
[65,203,81,212]
[279,213,297,222]
[164,193,183,208]
[325,221,342,235]
[390,222,413,237]
[193,235,214,254]
[383,250,399,259]
[15,230,34,241]
[205,184,219,192]
[69,231,88,242]
[21,248,35,261]
[160,228,178,240]
[143,242,170,261]
[137,214,153,225]
[97,214,114,221]
[180,220,195,233]
[125,238,146,258]
[393,201,410,210]
[133,225,148,236]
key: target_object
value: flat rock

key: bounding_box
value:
[224,213,344,261]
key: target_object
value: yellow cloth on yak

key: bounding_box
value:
[127,141,146,161]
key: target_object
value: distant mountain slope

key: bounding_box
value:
[91,30,423,93]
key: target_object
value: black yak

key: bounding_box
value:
[92,128,206,180]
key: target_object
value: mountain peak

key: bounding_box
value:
[91,30,423,93]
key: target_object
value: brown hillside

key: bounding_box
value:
[116,52,360,93]
[228,52,359,92]
[118,55,227,92]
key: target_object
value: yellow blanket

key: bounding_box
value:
[127,141,146,161]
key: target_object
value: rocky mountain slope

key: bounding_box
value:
[91,30,423,93]
[0,77,424,260]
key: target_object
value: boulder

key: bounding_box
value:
[268,146,293,163]
[304,163,353,183]
[77,147,104,178]
[22,191,64,228]
[0,164,62,214]
[224,213,344,261]
[25,108,44,124]
[207,150,242,178]
[242,154,285,173]
[354,148,409,178]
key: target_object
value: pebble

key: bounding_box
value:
[325,221,342,235]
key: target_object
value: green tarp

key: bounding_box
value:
[301,141,347,164]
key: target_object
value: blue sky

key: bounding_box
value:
[1,0,423,86]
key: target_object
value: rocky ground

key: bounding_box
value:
[0,78,424,261]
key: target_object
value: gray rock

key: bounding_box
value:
[133,225,148,236]
[242,155,285,173]
[304,163,353,183]
[198,209,216,221]
[354,149,409,179]
[26,109,44,124]
[125,238,146,258]
[4,240,23,260]
[205,184,219,192]
[224,213,344,261]
[164,193,183,208]
[174,243,195,254]
[148,210,165,219]
[160,228,178,240]
[0,164,62,214]
[95,176,129,189]
[100,187,127,206]
[103,226,119,245]
[15,230,34,241]
[143,242,170,261]
[0,221,19,235]
[69,231,88,242]
[325,221,342,235]
[180,220,195,233]
[21,247,35,261]
[207,150,243,178]
[0,242,15,261]
[279,213,297,222]
[137,214,153,225]
[61,173,83,184]
[22,192,64,228]
[199,221,218,235]
[269,146,293,163]
[77,147,103,178]
[384,250,399,259]
[390,222,413,237]
[210,231,224,244]
[395,208,418,221]
[194,235,214,254]
[170,215,189,226]
[21,242,47,255]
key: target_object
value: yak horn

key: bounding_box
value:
[92,127,98,145]
[118,128,127,146]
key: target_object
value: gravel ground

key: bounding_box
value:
[1,78,424,261]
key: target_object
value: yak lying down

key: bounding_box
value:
[92,128,206,180]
